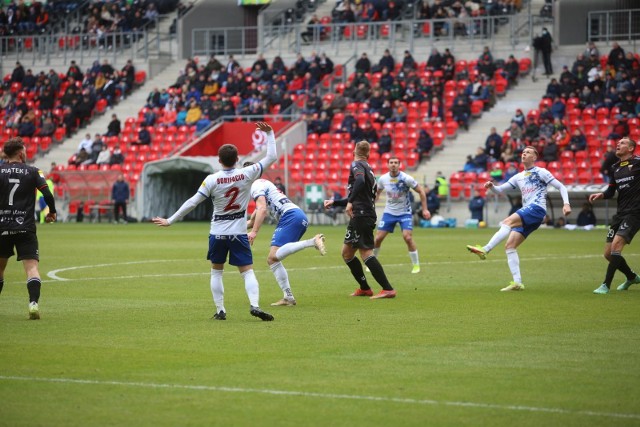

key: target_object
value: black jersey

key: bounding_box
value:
[346,160,377,218]
[604,155,640,216]
[0,162,49,232]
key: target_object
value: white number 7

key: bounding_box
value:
[8,178,19,206]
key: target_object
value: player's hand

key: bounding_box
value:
[152,217,170,227]
[248,230,257,245]
[562,204,572,216]
[323,199,334,209]
[45,212,56,223]
[484,181,494,189]
[255,121,272,133]
[422,209,431,220]
[345,202,353,218]
[588,193,604,203]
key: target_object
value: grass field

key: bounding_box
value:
[1,223,639,427]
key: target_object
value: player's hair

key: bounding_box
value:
[620,137,636,151]
[242,161,255,167]
[218,144,238,167]
[354,140,370,159]
[3,137,25,158]
[387,156,400,163]
[524,146,539,158]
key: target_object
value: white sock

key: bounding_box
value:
[409,250,419,265]
[210,269,225,313]
[506,248,522,284]
[484,223,511,253]
[275,239,314,261]
[373,247,380,257]
[241,269,260,307]
[270,261,294,299]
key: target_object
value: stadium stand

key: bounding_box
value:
[449,43,640,198]
[1,59,146,163]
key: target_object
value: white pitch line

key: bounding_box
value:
[41,254,608,283]
[47,260,185,281]
[0,375,638,420]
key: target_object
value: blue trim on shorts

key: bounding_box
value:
[378,212,413,232]
[512,204,546,238]
[271,208,308,247]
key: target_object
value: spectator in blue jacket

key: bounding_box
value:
[112,174,130,224]
[469,190,485,221]
[550,96,566,119]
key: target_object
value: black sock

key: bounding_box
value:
[27,278,41,303]
[0,278,3,295]
[364,256,393,291]
[614,253,636,281]
[346,257,370,291]
[604,252,627,288]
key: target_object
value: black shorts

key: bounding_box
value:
[0,231,39,261]
[344,216,376,249]
[606,213,640,244]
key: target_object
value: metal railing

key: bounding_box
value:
[588,9,640,45]
[0,14,177,67]
[194,14,535,59]
[0,31,149,67]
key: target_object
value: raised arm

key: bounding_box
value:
[256,121,278,170]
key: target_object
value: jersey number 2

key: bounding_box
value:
[223,187,240,211]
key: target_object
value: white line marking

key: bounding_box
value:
[47,260,184,281]
[42,254,609,283]
[0,375,637,420]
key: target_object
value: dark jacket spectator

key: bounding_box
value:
[541,138,558,162]
[576,203,597,226]
[109,147,125,165]
[136,128,151,145]
[416,130,433,160]
[376,49,395,73]
[355,53,371,73]
[106,114,121,136]
[11,62,25,83]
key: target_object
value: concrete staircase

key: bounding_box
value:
[415,72,548,182]
[38,60,189,168]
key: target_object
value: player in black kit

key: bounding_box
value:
[323,140,396,299]
[589,137,640,294]
[0,138,57,318]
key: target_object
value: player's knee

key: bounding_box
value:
[267,255,278,265]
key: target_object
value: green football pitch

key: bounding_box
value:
[1,223,639,427]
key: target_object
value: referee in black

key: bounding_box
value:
[323,140,396,299]
[1,137,57,319]
[590,137,640,294]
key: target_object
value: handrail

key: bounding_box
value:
[196,14,532,59]
[588,9,640,45]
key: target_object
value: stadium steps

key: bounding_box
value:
[414,69,550,181]
[38,61,189,168]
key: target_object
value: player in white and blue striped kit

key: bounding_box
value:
[246,172,326,306]
[467,146,572,291]
[374,157,430,274]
